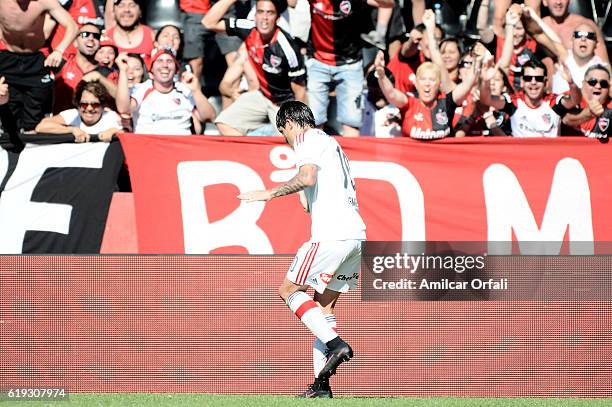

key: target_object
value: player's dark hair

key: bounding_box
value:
[276,101,316,129]
[521,59,547,77]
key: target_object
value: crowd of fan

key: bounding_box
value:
[0,0,610,144]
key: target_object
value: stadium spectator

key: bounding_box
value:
[478,4,553,92]
[203,0,306,136]
[104,0,155,58]
[154,25,183,59]
[95,40,119,70]
[179,0,212,81]
[491,0,540,38]
[375,51,481,140]
[480,58,581,137]
[297,0,393,137]
[455,67,514,137]
[123,53,148,88]
[0,0,78,133]
[563,64,611,139]
[50,0,105,54]
[35,80,122,142]
[238,101,365,399]
[422,10,463,92]
[54,23,105,112]
[540,0,609,64]
[386,23,444,94]
[360,66,401,137]
[115,49,216,135]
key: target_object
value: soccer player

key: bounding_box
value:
[238,101,366,398]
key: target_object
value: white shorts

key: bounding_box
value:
[287,240,363,294]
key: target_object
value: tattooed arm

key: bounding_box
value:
[237,164,318,203]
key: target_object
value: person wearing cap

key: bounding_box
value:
[203,0,307,135]
[115,48,216,135]
[96,39,119,71]
[104,0,155,58]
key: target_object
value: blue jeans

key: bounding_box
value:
[306,58,364,129]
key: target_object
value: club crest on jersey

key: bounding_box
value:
[435,110,448,125]
[542,113,551,125]
[270,55,282,68]
[339,0,352,15]
[598,117,610,131]
[173,97,181,105]
[414,112,424,121]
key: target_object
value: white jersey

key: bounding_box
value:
[294,128,366,241]
[503,93,566,138]
[130,79,196,135]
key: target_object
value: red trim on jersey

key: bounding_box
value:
[107,25,155,57]
[512,92,559,109]
[297,243,319,285]
[295,300,317,319]
[141,86,156,102]
[310,0,337,66]
[246,27,280,101]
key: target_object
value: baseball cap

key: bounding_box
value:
[113,0,143,6]
[149,48,179,71]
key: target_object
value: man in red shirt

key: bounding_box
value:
[104,0,155,57]
[55,23,109,112]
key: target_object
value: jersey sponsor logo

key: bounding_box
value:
[320,272,334,284]
[339,0,352,14]
[336,272,359,281]
[270,55,282,68]
[435,110,449,125]
[598,117,609,132]
[410,127,450,139]
[414,112,424,121]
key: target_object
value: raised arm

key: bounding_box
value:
[182,72,216,123]
[374,51,408,108]
[452,55,481,105]
[423,9,454,93]
[43,0,79,67]
[479,60,508,110]
[522,6,566,60]
[114,53,136,115]
[477,0,494,44]
[557,61,581,109]
[497,7,521,74]
[238,164,318,202]
[202,0,236,32]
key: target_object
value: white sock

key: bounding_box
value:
[313,314,337,377]
[287,291,338,343]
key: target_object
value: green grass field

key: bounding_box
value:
[3,394,612,407]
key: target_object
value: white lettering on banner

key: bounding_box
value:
[351,162,426,241]
[269,146,296,182]
[0,143,108,253]
[177,161,273,254]
[484,158,594,255]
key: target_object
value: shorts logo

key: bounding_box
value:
[435,110,448,125]
[598,117,609,132]
[339,0,352,15]
[320,272,334,284]
[270,55,282,68]
[336,272,359,281]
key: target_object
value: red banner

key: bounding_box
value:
[118,135,612,254]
